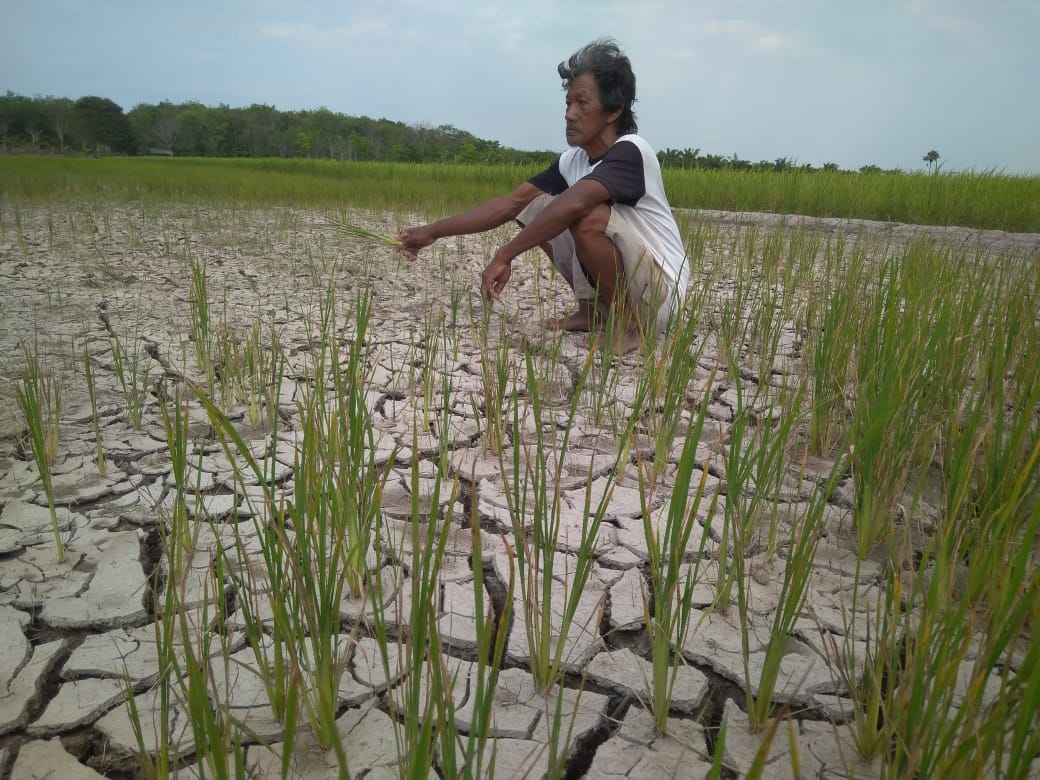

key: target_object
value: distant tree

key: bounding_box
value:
[0,91,25,151]
[923,149,940,173]
[44,97,74,151]
[822,162,840,172]
[657,147,701,169]
[238,103,285,157]
[128,101,179,152]
[859,164,882,174]
[72,96,135,155]
[0,91,43,149]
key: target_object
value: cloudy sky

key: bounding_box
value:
[4,0,1038,174]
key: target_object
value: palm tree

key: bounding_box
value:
[923,149,940,173]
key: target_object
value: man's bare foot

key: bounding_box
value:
[545,302,601,332]
[609,327,644,355]
[579,326,644,356]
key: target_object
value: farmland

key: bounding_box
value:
[1,158,1038,778]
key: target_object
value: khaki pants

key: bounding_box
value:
[518,193,672,332]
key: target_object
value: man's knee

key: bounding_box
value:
[571,203,612,242]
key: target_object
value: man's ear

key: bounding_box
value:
[608,107,623,126]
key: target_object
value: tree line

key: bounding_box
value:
[0,91,557,165]
[655,146,898,175]
[2,90,903,173]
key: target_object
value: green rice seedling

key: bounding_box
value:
[714,370,804,613]
[503,349,621,692]
[942,270,1040,576]
[82,342,106,474]
[284,289,385,731]
[128,386,190,780]
[449,490,515,778]
[523,319,570,413]
[767,389,811,560]
[472,301,513,456]
[445,282,466,360]
[847,242,951,557]
[637,377,720,735]
[142,388,247,780]
[12,202,31,259]
[197,288,390,760]
[822,244,1038,772]
[17,344,63,467]
[211,323,244,413]
[369,424,461,779]
[208,443,300,765]
[240,318,284,431]
[750,228,817,382]
[325,212,399,248]
[712,375,774,610]
[636,311,709,491]
[111,329,152,429]
[744,226,784,359]
[415,309,448,431]
[713,226,762,368]
[188,250,216,390]
[915,250,994,455]
[802,236,866,457]
[661,165,1040,232]
[738,451,847,730]
[5,158,1040,231]
[200,398,344,759]
[825,552,900,764]
[578,334,625,431]
[15,345,64,560]
[707,711,729,780]
[206,289,262,415]
[880,482,1040,778]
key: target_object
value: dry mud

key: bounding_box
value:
[0,203,1037,779]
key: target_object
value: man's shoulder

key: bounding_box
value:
[613,134,656,156]
[559,146,588,165]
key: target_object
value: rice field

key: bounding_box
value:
[0,158,1038,779]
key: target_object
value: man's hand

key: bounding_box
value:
[396,226,436,261]
[480,251,513,302]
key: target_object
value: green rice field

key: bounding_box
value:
[0,157,1037,779]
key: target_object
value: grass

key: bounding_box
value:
[110,325,153,429]
[82,342,106,473]
[663,166,1040,232]
[503,348,622,692]
[1,159,1037,778]
[636,364,718,735]
[14,344,65,559]
[2,156,1039,230]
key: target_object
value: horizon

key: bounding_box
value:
[4,1,1038,176]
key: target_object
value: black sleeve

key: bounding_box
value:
[527,157,569,195]
[584,141,646,206]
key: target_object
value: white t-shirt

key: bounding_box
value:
[528,134,689,300]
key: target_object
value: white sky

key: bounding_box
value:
[4,0,1039,174]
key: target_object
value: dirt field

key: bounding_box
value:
[1,203,1037,778]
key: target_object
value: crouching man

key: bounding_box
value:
[397,37,688,354]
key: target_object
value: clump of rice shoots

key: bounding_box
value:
[326,214,397,247]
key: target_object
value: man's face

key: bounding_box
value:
[564,72,619,152]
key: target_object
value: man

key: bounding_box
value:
[397,38,688,354]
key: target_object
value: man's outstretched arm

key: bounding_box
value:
[397,182,545,260]
[481,178,611,300]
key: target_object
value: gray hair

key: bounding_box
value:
[558,38,638,135]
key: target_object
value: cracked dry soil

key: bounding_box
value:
[1,202,1038,779]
